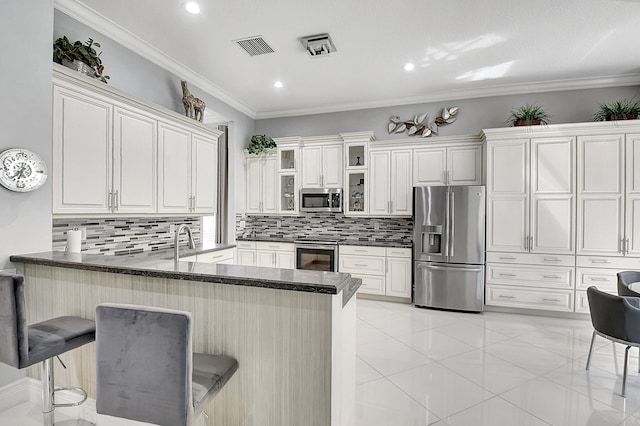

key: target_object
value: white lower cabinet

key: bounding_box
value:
[236,241,294,269]
[339,245,412,299]
[485,252,575,312]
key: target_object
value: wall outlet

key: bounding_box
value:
[169,224,176,233]
[78,228,86,240]
[277,220,282,228]
[373,221,379,231]
[239,220,246,228]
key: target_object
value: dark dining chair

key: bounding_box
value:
[586,286,640,397]
[617,271,640,297]
[95,303,238,426]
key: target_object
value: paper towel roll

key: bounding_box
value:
[67,229,82,253]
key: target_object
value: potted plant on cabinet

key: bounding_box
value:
[506,103,551,126]
[53,36,110,83]
[593,99,640,121]
[247,135,276,154]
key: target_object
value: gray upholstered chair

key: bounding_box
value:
[95,303,238,426]
[617,271,640,297]
[586,286,640,397]
[0,273,96,426]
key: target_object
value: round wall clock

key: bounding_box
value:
[0,148,48,192]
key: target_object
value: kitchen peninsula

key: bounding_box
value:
[11,250,360,426]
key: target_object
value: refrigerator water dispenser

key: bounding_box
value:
[421,225,443,255]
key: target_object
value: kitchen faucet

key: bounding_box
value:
[174,224,195,262]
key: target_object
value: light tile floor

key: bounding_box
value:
[355,299,640,426]
[3,298,640,426]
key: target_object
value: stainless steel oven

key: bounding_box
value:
[294,237,343,272]
[300,188,343,213]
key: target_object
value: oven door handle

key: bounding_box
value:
[294,244,338,251]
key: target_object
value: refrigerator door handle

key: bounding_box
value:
[444,190,450,261]
[449,191,455,258]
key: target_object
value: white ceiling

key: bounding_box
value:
[59,0,640,119]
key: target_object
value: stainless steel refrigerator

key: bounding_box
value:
[413,185,485,312]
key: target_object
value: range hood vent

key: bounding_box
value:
[300,33,337,58]
[234,36,275,56]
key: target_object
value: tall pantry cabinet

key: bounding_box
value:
[484,122,640,314]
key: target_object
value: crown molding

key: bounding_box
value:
[255,73,640,120]
[54,0,257,119]
[481,119,640,141]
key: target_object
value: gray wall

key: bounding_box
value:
[0,0,54,387]
[54,10,256,241]
[255,86,640,138]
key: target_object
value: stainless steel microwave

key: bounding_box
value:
[300,188,343,212]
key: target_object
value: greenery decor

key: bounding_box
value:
[247,135,276,154]
[506,103,551,126]
[593,99,640,121]
[53,37,110,83]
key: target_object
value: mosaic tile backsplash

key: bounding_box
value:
[53,217,201,255]
[235,213,413,246]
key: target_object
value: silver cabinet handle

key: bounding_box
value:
[589,259,611,264]
[354,263,368,267]
[542,298,560,302]
[446,170,450,185]
[443,170,447,184]
[588,277,608,282]
[542,275,561,279]
[114,190,119,211]
[354,249,367,253]
[108,191,113,211]
[498,273,517,277]
[499,256,517,260]
[192,196,195,211]
[542,257,561,262]
[626,238,630,255]
[498,295,516,299]
[524,235,529,250]
[529,236,533,251]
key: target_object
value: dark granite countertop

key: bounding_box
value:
[236,234,411,248]
[10,250,360,298]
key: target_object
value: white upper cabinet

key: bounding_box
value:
[486,136,575,254]
[577,135,624,256]
[486,139,529,252]
[301,143,343,188]
[369,149,412,216]
[53,65,221,216]
[53,84,112,214]
[413,144,482,187]
[157,122,191,213]
[191,133,218,214]
[246,154,277,215]
[626,134,640,256]
[113,106,157,214]
[530,137,575,254]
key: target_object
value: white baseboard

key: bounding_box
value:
[0,377,30,412]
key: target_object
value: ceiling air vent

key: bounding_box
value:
[234,36,275,56]
[300,33,337,58]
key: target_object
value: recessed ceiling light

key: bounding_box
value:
[403,63,415,71]
[184,2,200,14]
[274,81,284,88]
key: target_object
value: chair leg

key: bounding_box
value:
[41,358,55,426]
[623,345,631,398]
[586,331,596,370]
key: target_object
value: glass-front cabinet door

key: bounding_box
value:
[346,171,367,216]
[280,173,297,214]
[279,147,298,172]
[346,143,366,169]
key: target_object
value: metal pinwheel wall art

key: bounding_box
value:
[388,107,459,137]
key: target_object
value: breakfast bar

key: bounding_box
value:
[10,250,360,426]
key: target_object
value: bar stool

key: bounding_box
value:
[0,273,95,425]
[95,303,238,426]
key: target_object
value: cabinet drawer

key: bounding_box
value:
[236,241,256,249]
[339,254,385,275]
[198,248,234,263]
[486,285,573,312]
[340,245,386,256]
[486,264,573,289]
[576,268,618,292]
[352,273,385,296]
[180,255,198,262]
[576,256,640,269]
[386,247,412,258]
[256,242,294,252]
[486,252,575,266]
